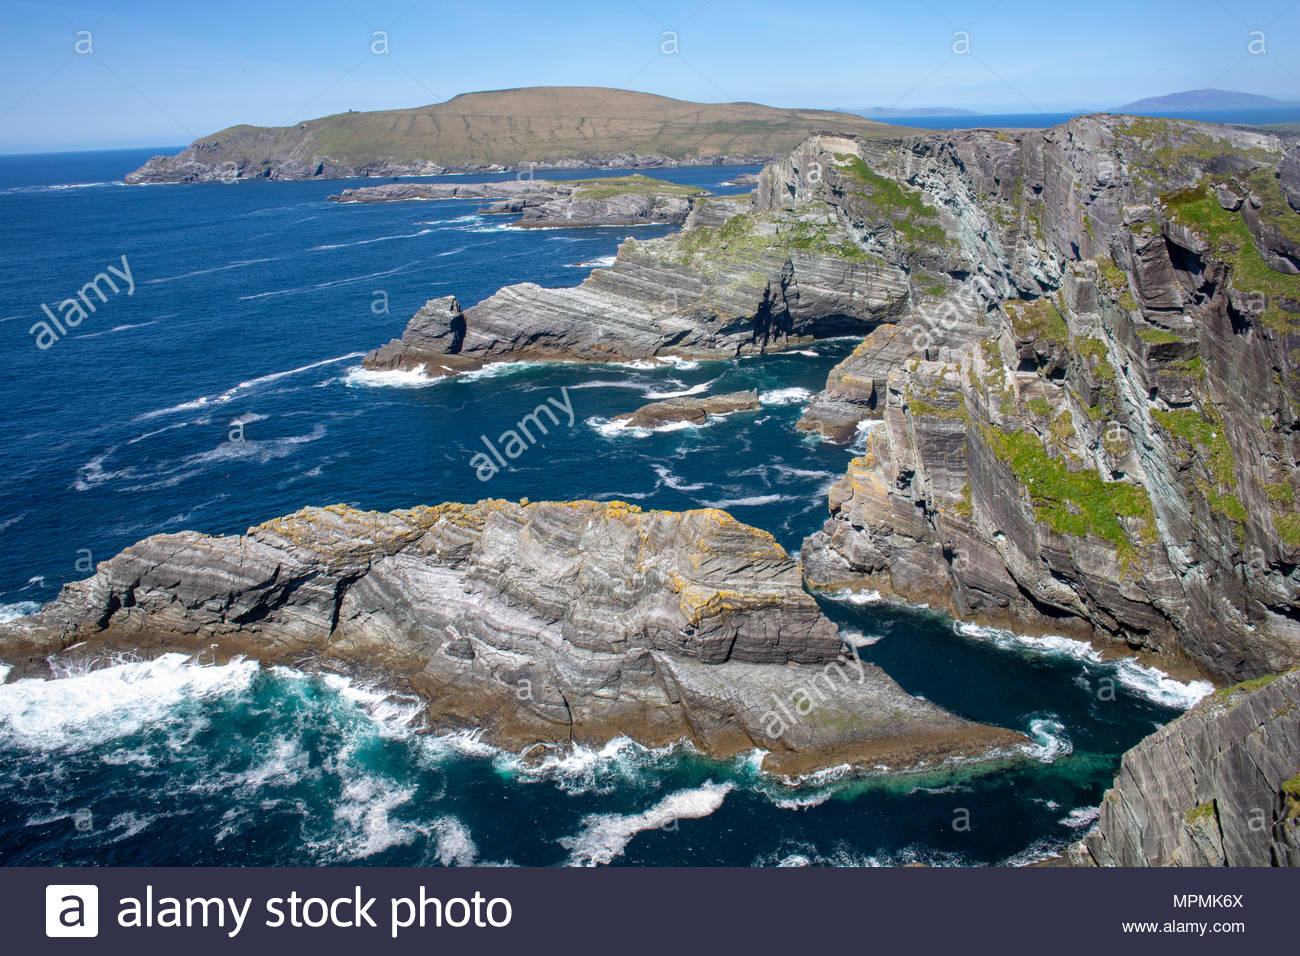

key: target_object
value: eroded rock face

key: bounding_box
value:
[0,500,1020,774]
[361,188,911,372]
[784,117,1300,683]
[1070,670,1300,866]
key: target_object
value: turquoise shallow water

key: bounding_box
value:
[0,149,1210,866]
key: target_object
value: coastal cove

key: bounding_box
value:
[0,147,1225,867]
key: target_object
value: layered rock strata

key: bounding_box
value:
[362,185,910,373]
[776,118,1300,684]
[0,500,1022,774]
[1069,669,1300,866]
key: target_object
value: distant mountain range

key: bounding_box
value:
[838,106,978,118]
[1115,88,1300,112]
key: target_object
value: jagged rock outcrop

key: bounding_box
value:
[1069,669,1300,866]
[612,390,760,429]
[332,175,706,228]
[0,500,1022,774]
[782,116,1300,683]
[362,184,911,373]
[329,181,558,203]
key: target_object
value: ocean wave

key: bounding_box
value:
[72,318,163,340]
[0,601,39,624]
[759,387,812,405]
[0,653,259,752]
[954,622,1214,709]
[1023,716,1072,763]
[820,588,886,605]
[1061,806,1100,830]
[343,365,440,389]
[700,493,798,509]
[239,263,416,299]
[309,229,433,251]
[75,424,328,492]
[560,781,734,866]
[643,378,717,400]
[651,463,707,492]
[587,416,698,439]
[144,257,277,285]
[840,628,883,648]
[566,255,617,268]
[134,352,364,422]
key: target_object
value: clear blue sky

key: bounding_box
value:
[2,0,1297,151]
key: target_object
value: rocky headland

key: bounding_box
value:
[124,87,910,185]
[0,500,1023,775]
[1067,669,1300,866]
[331,174,713,228]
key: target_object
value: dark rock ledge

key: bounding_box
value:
[0,499,1024,776]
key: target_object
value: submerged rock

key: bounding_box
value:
[612,390,760,428]
[1067,669,1300,866]
[0,500,1022,774]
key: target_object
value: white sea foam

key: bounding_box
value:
[643,378,716,400]
[587,416,697,438]
[566,255,617,268]
[309,229,433,251]
[651,463,707,492]
[560,781,734,866]
[330,776,417,860]
[1061,806,1100,830]
[343,364,441,388]
[144,257,276,285]
[954,622,1214,709]
[1023,717,1072,763]
[0,601,39,624]
[134,352,364,421]
[821,588,886,605]
[0,653,259,752]
[431,815,479,866]
[840,628,883,648]
[700,493,795,508]
[759,387,812,405]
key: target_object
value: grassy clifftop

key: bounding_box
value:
[135,87,916,181]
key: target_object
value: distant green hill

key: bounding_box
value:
[127,87,919,183]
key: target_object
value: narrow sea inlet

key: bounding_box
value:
[0,149,1208,866]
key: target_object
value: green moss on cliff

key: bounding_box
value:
[1185,799,1217,825]
[832,153,947,246]
[1163,184,1300,333]
[1138,327,1183,345]
[984,426,1155,558]
[1151,405,1246,522]
[1006,298,1068,343]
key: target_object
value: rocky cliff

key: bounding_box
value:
[774,117,1300,685]
[1069,669,1300,866]
[362,116,1300,684]
[363,184,910,373]
[0,500,1021,775]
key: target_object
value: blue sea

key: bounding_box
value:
[0,148,1213,866]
